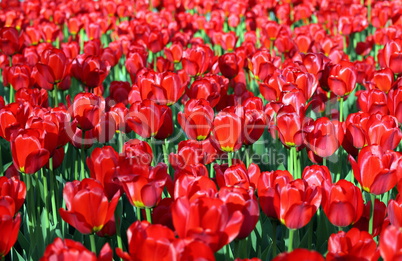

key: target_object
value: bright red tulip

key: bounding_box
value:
[0,176,26,214]
[388,86,402,124]
[178,99,214,141]
[71,93,105,131]
[0,27,21,56]
[182,44,213,77]
[357,89,389,115]
[349,145,400,194]
[211,110,243,152]
[3,64,32,91]
[353,199,389,237]
[171,196,243,252]
[70,54,110,89]
[387,194,402,227]
[248,50,279,82]
[0,200,21,259]
[327,228,379,261]
[186,74,227,108]
[327,63,357,97]
[164,43,183,63]
[0,101,32,141]
[302,165,332,187]
[321,179,364,227]
[365,113,401,151]
[379,225,402,261]
[370,68,394,93]
[40,238,112,261]
[122,139,153,166]
[59,178,120,234]
[276,105,304,147]
[173,175,217,201]
[218,53,239,79]
[10,128,50,174]
[272,249,324,261]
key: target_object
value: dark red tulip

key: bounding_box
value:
[171,195,243,252]
[187,75,227,107]
[327,228,379,261]
[218,53,239,79]
[178,99,214,141]
[321,179,364,227]
[0,27,21,56]
[0,201,21,259]
[86,146,120,200]
[173,175,217,201]
[182,44,213,77]
[214,163,252,189]
[257,170,293,219]
[349,145,399,194]
[71,54,110,89]
[10,128,50,174]
[40,238,112,261]
[272,249,324,261]
[327,63,357,97]
[382,40,402,74]
[365,113,401,151]
[303,117,343,158]
[59,178,120,234]
[353,199,389,237]
[15,87,49,107]
[218,186,259,240]
[107,81,131,105]
[3,64,32,91]
[248,50,279,82]
[0,101,32,141]
[122,139,153,166]
[211,110,243,152]
[379,225,402,261]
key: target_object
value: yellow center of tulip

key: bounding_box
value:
[363,186,370,193]
[92,225,104,233]
[221,146,234,152]
[134,201,146,208]
[19,166,25,173]
[197,135,207,140]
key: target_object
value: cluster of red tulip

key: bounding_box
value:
[0,0,402,260]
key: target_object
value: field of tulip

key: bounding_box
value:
[0,0,402,260]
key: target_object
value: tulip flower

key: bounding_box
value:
[59,178,120,234]
[272,249,324,261]
[321,179,364,227]
[182,44,213,77]
[218,53,239,79]
[388,86,402,124]
[357,89,388,115]
[122,139,153,166]
[0,176,26,214]
[214,163,252,189]
[327,228,379,261]
[369,68,394,93]
[3,64,32,91]
[86,146,120,200]
[387,194,402,227]
[353,199,389,237]
[71,92,105,131]
[40,238,112,261]
[327,63,357,97]
[276,105,304,148]
[211,110,243,152]
[0,101,32,141]
[171,195,243,251]
[186,74,227,107]
[0,27,21,56]
[365,113,401,151]
[302,165,332,187]
[349,145,399,194]
[173,175,217,201]
[10,128,50,174]
[70,54,110,89]
[164,42,183,63]
[248,50,279,82]
[379,225,402,261]
[178,99,214,141]
[0,200,21,259]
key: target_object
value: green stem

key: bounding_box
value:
[288,148,294,177]
[136,206,141,221]
[288,229,295,252]
[81,131,85,180]
[74,148,79,181]
[53,86,58,107]
[90,234,96,253]
[150,137,156,166]
[145,208,152,224]
[339,97,344,122]
[162,140,170,175]
[245,146,251,168]
[368,194,376,235]
[118,132,125,154]
[114,200,124,252]
[49,158,59,225]
[272,221,277,258]
[228,152,232,167]
[291,147,299,179]
[9,86,14,104]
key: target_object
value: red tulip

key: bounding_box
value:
[0,201,21,259]
[248,50,279,82]
[137,70,184,106]
[71,93,105,131]
[387,194,402,227]
[3,64,32,91]
[357,89,389,115]
[171,196,243,251]
[186,74,227,108]
[164,42,183,63]
[327,63,357,97]
[349,145,399,194]
[15,87,49,107]
[214,163,252,189]
[0,101,33,141]
[275,179,321,229]
[382,40,402,74]
[321,179,364,227]
[257,170,293,219]
[59,178,120,234]
[0,176,26,214]
[173,175,217,201]
[122,139,153,166]
[127,99,168,139]
[379,225,402,261]
[116,220,176,261]
[272,249,324,261]
[365,113,401,151]
[276,105,304,147]
[10,128,50,174]
[218,186,259,239]
[0,27,21,56]
[70,54,110,89]
[353,199,389,237]
[40,238,112,261]
[86,146,120,200]
[302,165,332,187]
[327,228,379,261]
[303,117,343,158]
[118,163,171,208]
[388,86,402,124]
[218,53,239,79]
[108,81,131,105]
[178,99,214,141]
[211,110,243,152]
[370,68,394,93]
[182,44,213,77]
